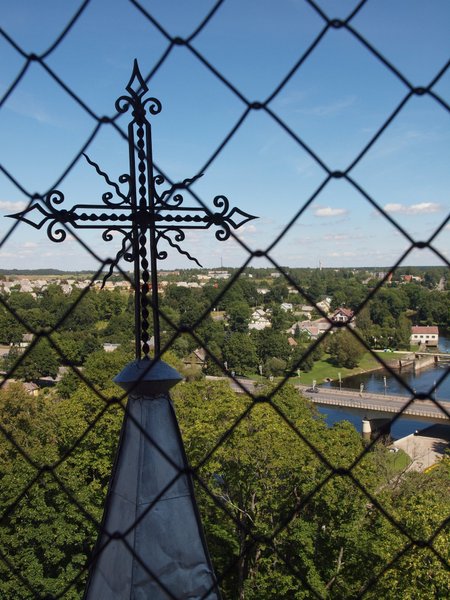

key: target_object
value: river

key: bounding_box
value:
[320,336,450,439]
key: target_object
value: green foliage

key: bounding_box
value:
[52,331,101,365]
[0,383,124,598]
[172,382,386,598]
[328,330,365,368]
[223,332,258,375]
[264,356,287,376]
[0,374,448,598]
[252,329,291,364]
[4,338,59,381]
[227,300,251,332]
[0,272,448,598]
[0,306,26,345]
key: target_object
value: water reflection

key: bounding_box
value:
[320,341,449,439]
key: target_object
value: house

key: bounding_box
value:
[410,326,439,347]
[280,302,293,312]
[208,270,230,280]
[316,298,331,314]
[297,305,314,318]
[287,318,330,340]
[18,333,34,348]
[103,343,120,352]
[183,347,207,370]
[19,280,34,293]
[331,307,355,325]
[249,308,271,330]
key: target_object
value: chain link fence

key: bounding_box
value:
[0,1,449,598]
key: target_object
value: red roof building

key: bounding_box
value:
[410,326,439,346]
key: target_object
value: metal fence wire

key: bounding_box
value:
[0,0,449,598]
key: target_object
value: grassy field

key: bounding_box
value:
[287,351,405,386]
[386,448,411,473]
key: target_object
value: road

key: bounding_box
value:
[298,385,449,422]
[212,377,449,423]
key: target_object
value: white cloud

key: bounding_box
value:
[299,96,356,117]
[0,200,27,212]
[237,224,257,234]
[383,202,442,215]
[314,207,348,218]
[328,251,357,258]
[323,233,349,241]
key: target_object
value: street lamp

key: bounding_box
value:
[338,372,342,391]
[383,376,387,395]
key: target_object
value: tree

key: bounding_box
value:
[227,301,251,332]
[4,338,59,381]
[289,343,315,372]
[172,381,385,599]
[0,307,26,345]
[264,356,286,376]
[52,331,101,365]
[252,329,291,364]
[0,381,123,599]
[269,304,290,332]
[392,313,411,349]
[222,333,258,375]
[328,330,365,368]
[267,280,289,303]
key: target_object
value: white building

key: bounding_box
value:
[249,308,271,330]
[280,302,293,312]
[410,326,439,347]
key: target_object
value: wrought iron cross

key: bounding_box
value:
[9,61,257,360]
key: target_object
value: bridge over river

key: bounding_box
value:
[214,377,449,429]
[297,384,449,424]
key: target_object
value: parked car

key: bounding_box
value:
[305,387,319,393]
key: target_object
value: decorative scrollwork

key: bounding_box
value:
[154,174,165,187]
[212,194,230,215]
[155,247,168,261]
[214,222,231,242]
[143,96,162,116]
[115,95,133,114]
[47,219,67,243]
[46,190,65,209]
[83,153,130,206]
[6,59,258,361]
[101,230,135,288]
[156,229,202,267]
[156,173,203,208]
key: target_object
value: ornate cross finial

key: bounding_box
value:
[9,60,257,361]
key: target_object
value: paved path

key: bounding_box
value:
[393,424,450,472]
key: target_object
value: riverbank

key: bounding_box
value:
[289,351,404,387]
[393,424,450,472]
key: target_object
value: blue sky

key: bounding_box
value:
[0,0,449,272]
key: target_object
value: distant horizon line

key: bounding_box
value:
[0,265,446,276]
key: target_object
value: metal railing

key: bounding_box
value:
[0,1,449,598]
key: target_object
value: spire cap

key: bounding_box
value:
[114,358,182,395]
